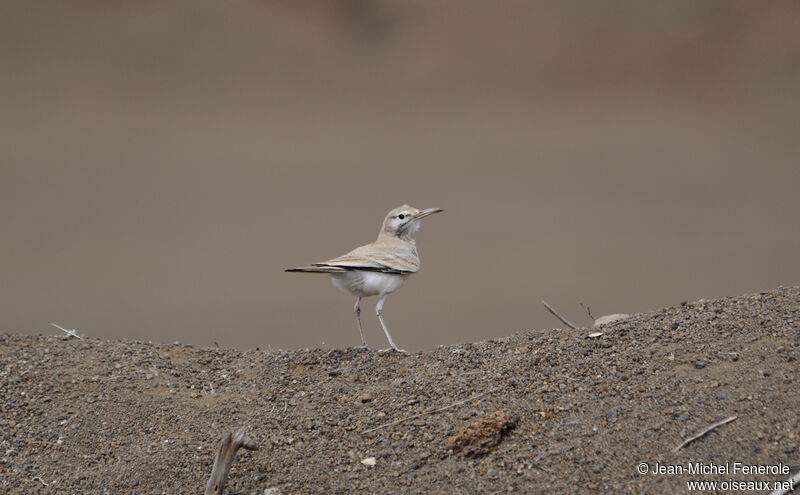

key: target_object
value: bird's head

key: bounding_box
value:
[381,205,443,240]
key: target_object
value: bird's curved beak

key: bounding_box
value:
[414,208,444,220]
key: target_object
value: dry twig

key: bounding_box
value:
[362,389,497,435]
[32,476,48,487]
[530,452,550,473]
[673,416,737,452]
[579,302,595,322]
[50,323,83,339]
[541,301,587,330]
[205,428,259,495]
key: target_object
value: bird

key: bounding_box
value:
[286,205,443,353]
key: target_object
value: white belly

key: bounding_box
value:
[330,270,406,297]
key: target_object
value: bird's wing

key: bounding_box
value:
[286,265,347,273]
[314,238,420,274]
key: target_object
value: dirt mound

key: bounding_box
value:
[1,286,798,493]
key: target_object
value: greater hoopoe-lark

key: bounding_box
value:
[286,205,443,353]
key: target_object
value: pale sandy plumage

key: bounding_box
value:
[287,205,443,352]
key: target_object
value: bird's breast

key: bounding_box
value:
[330,270,406,297]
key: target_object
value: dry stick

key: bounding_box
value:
[32,476,48,487]
[205,428,259,495]
[50,323,83,339]
[530,454,550,473]
[673,416,737,453]
[541,300,587,330]
[769,469,800,495]
[362,389,497,435]
[579,302,595,322]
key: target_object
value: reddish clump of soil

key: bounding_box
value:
[446,410,518,457]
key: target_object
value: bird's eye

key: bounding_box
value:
[398,214,405,220]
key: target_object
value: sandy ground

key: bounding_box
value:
[2,286,798,494]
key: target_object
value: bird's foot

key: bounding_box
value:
[353,345,370,351]
[378,347,408,354]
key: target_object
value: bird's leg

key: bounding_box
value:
[376,294,407,353]
[353,296,369,349]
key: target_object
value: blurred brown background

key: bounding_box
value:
[1,1,798,351]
